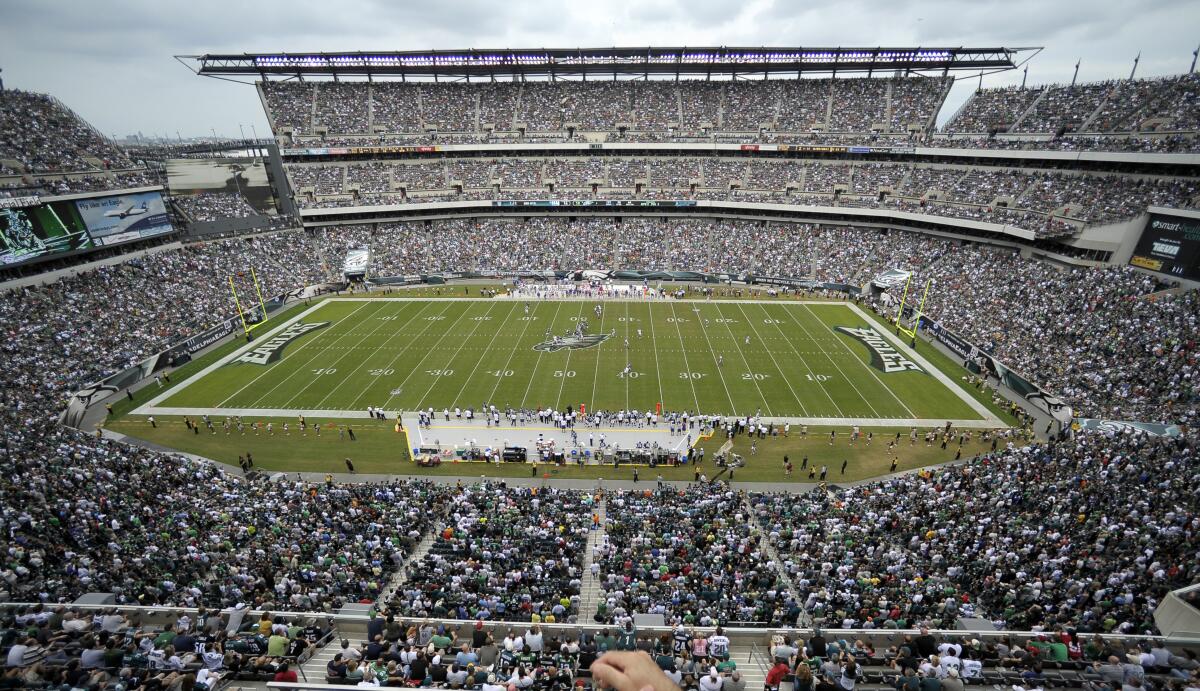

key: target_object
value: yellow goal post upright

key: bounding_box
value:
[895,277,932,345]
[228,268,271,339]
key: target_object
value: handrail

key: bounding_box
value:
[0,601,1195,644]
[749,641,770,675]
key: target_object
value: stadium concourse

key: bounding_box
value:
[0,52,1197,691]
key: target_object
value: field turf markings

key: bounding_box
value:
[276,302,413,410]
[752,302,842,417]
[553,303,590,412]
[730,301,808,416]
[213,301,374,408]
[704,302,773,416]
[230,301,386,409]
[414,301,503,411]
[380,300,478,411]
[313,302,433,410]
[518,302,565,410]
[486,303,543,406]
[777,303,882,417]
[622,302,631,410]
[801,303,916,418]
[445,302,520,411]
[669,301,719,413]
[588,303,608,410]
[344,301,450,411]
[646,303,666,409]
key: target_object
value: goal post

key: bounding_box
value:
[896,277,931,342]
[228,267,272,338]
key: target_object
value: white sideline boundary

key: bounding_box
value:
[845,302,1002,425]
[133,300,328,415]
[134,297,1005,429]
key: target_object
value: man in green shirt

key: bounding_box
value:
[267,631,290,657]
[1046,639,1069,662]
[616,623,637,651]
[430,632,454,651]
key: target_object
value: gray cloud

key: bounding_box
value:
[0,0,1196,137]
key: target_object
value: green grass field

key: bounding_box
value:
[142,297,998,423]
[105,415,1006,482]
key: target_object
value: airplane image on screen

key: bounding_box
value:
[104,202,149,219]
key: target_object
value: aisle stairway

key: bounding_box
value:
[578,499,608,621]
[727,643,770,690]
[379,530,441,604]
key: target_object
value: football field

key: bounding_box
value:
[137,297,1001,427]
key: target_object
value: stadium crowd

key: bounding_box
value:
[286,156,1197,234]
[262,73,1200,152]
[597,486,795,627]
[174,192,262,223]
[750,426,1197,636]
[389,486,592,622]
[944,74,1200,135]
[0,91,136,173]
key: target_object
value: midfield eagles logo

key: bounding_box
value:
[233,321,330,365]
[533,333,612,352]
[835,326,925,374]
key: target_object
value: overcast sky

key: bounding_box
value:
[1,0,1197,138]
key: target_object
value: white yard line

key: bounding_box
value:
[690,302,747,415]
[486,303,542,405]
[801,303,916,418]
[646,303,666,408]
[412,302,501,411]
[731,302,808,416]
[670,301,723,413]
[134,300,348,414]
[553,303,590,411]
[377,301,463,411]
[344,303,440,410]
[134,406,1004,429]
[754,302,843,416]
[588,304,609,408]
[445,302,519,409]
[707,303,774,416]
[274,302,406,410]
[221,301,378,408]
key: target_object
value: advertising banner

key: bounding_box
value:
[924,317,1071,423]
[75,191,173,246]
[1073,418,1183,438]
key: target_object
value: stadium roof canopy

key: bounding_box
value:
[182,46,1033,80]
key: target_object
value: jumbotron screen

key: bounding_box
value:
[0,199,94,266]
[1130,212,1200,281]
[74,191,173,246]
[0,191,174,267]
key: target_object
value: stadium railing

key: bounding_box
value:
[3,602,1196,649]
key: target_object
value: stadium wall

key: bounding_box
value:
[185,214,279,237]
[0,601,1195,648]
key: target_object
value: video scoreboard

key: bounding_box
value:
[1129,212,1200,282]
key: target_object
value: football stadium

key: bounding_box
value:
[0,6,1199,691]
